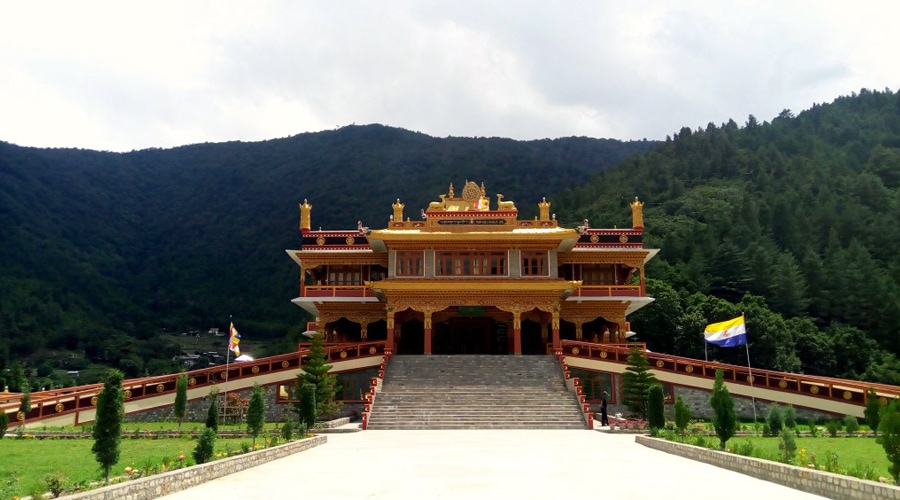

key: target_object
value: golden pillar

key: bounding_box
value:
[360,325,368,341]
[575,321,584,341]
[300,199,312,231]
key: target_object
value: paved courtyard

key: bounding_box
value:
[158,429,826,499]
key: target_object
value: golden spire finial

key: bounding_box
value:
[630,196,644,229]
[392,198,404,223]
[538,197,551,221]
[300,199,312,231]
[448,183,455,198]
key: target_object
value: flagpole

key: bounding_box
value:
[742,312,758,428]
[224,316,232,403]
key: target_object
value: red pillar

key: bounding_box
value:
[552,311,561,350]
[385,312,395,355]
[512,313,522,355]
[423,312,433,355]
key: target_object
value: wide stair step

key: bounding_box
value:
[366,355,587,430]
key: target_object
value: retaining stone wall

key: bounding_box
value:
[59,435,326,500]
[636,435,899,500]
[590,386,837,423]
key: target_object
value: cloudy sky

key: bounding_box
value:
[2,1,898,152]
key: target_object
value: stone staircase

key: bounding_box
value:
[366,355,587,429]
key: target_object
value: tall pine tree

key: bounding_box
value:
[621,344,658,419]
[92,369,124,484]
[297,333,341,420]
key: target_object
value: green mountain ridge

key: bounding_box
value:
[0,125,654,385]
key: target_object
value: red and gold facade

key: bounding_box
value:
[287,181,657,355]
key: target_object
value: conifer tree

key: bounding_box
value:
[298,333,341,420]
[92,369,124,484]
[246,383,266,446]
[174,373,188,431]
[865,389,881,436]
[674,396,692,441]
[647,384,665,430]
[878,400,900,482]
[205,388,220,432]
[621,344,658,419]
[709,369,736,449]
[0,410,8,439]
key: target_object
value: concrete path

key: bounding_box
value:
[157,430,826,499]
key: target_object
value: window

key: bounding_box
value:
[581,264,615,285]
[435,251,506,276]
[327,265,362,285]
[521,251,548,276]
[396,251,424,276]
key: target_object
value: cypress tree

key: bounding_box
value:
[246,383,266,447]
[878,400,900,482]
[647,384,665,430]
[709,369,736,449]
[297,382,317,429]
[174,373,188,431]
[865,389,881,436]
[0,409,8,439]
[205,388,220,432]
[674,396,692,441]
[92,369,124,484]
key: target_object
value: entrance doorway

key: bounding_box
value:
[432,317,506,354]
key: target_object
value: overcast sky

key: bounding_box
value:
[2,1,898,152]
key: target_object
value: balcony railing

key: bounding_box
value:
[2,341,386,428]
[559,340,900,408]
[569,285,642,298]
[303,285,376,298]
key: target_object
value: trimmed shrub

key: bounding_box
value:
[865,389,881,436]
[844,415,860,436]
[647,384,665,431]
[877,400,900,482]
[0,410,7,439]
[779,428,797,463]
[783,405,797,429]
[205,389,220,432]
[299,383,317,428]
[193,427,216,464]
[674,396,691,441]
[826,419,842,437]
[281,419,294,441]
[766,404,784,436]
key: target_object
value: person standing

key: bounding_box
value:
[600,391,610,426]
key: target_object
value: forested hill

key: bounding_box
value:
[0,125,654,385]
[554,88,900,384]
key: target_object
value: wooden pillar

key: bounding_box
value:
[385,310,395,354]
[551,309,561,350]
[424,311,433,355]
[512,312,522,355]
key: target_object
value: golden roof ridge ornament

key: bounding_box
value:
[538,197,550,221]
[300,199,312,231]
[630,196,644,229]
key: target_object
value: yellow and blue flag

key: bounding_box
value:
[229,322,241,357]
[704,315,747,347]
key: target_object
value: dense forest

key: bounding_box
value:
[0,126,652,388]
[3,89,900,391]
[555,88,900,384]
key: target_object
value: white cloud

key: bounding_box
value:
[0,1,898,151]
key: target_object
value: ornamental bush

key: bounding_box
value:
[766,404,784,436]
[205,388,220,432]
[0,410,7,439]
[674,396,692,441]
[877,400,900,482]
[709,369,736,449]
[844,415,860,436]
[647,384,665,431]
[193,427,216,464]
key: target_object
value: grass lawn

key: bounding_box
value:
[0,429,287,498]
[727,435,891,479]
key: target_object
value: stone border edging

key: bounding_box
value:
[59,435,327,500]
[636,435,898,500]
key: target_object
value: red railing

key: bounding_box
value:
[569,285,642,298]
[303,285,376,298]
[559,340,900,408]
[2,341,386,428]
